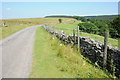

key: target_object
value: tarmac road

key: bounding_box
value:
[0,25,41,78]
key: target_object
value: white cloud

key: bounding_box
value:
[6,8,12,10]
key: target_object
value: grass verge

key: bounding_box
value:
[30,27,113,78]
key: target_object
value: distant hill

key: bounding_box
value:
[45,15,74,18]
[45,15,118,21]
[84,15,118,21]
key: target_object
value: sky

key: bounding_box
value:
[1,2,119,19]
[1,0,120,2]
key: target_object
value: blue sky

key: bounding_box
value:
[1,2,118,19]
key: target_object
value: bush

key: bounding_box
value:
[110,16,120,38]
[78,22,99,34]
[58,19,62,23]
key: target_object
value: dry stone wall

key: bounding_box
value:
[43,25,120,78]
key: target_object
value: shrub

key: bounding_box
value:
[58,19,62,23]
[78,22,99,34]
[110,16,120,38]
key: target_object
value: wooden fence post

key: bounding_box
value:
[75,29,76,44]
[103,31,109,68]
[77,26,80,51]
[73,29,76,44]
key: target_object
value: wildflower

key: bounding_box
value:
[60,44,62,46]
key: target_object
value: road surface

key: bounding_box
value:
[0,25,41,78]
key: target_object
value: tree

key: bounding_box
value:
[109,27,118,38]
[73,16,87,22]
[94,21,109,36]
[58,19,62,23]
[110,16,120,37]
[78,22,99,34]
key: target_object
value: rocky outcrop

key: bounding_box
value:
[43,25,120,78]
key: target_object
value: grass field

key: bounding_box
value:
[0,18,77,40]
[15,17,77,26]
[54,23,118,48]
[30,27,113,78]
[0,20,34,40]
